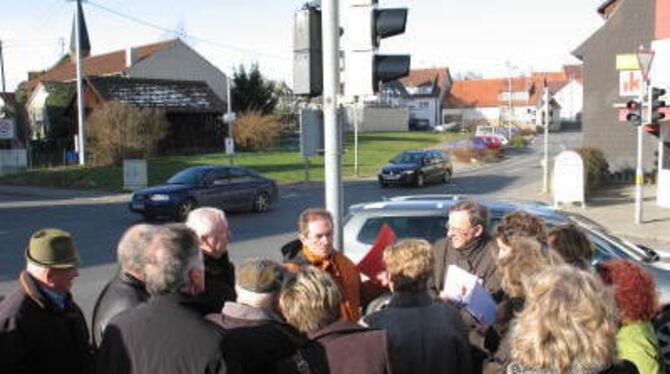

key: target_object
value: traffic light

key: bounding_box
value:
[344,0,411,97]
[650,87,666,125]
[626,100,642,126]
[293,5,322,97]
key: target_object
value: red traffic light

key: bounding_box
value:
[626,100,641,110]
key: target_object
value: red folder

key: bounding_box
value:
[355,224,396,280]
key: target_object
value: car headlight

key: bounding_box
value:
[402,170,415,175]
[149,194,170,202]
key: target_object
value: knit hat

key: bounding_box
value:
[237,258,285,293]
[26,228,80,269]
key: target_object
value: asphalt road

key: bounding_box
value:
[2,127,659,321]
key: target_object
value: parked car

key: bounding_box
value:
[475,124,516,144]
[409,118,431,131]
[129,165,278,221]
[445,136,488,151]
[475,135,504,156]
[342,195,670,366]
[434,122,462,132]
[377,150,452,188]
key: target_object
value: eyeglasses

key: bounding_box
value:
[446,225,475,236]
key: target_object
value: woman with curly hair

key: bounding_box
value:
[547,224,594,270]
[596,259,663,374]
[507,265,637,374]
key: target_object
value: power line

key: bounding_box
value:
[86,1,289,61]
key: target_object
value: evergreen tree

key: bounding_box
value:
[232,64,277,115]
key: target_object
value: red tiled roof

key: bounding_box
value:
[400,67,449,90]
[445,77,537,108]
[20,39,176,92]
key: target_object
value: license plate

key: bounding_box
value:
[384,174,401,180]
[132,202,145,210]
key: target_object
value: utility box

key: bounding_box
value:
[553,151,585,208]
[123,159,148,191]
[293,6,322,97]
[300,109,324,158]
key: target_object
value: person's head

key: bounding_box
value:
[117,224,157,280]
[596,259,659,323]
[143,224,204,296]
[495,210,546,250]
[279,266,341,334]
[25,228,81,294]
[509,265,618,374]
[235,258,286,310]
[185,207,230,259]
[447,201,489,249]
[298,208,334,258]
[497,236,563,298]
[547,224,593,270]
[383,239,434,293]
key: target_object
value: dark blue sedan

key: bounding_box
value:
[129,165,278,221]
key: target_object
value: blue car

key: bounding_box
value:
[129,165,278,221]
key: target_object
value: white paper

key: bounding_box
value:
[442,265,480,303]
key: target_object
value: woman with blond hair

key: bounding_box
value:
[363,239,471,374]
[596,259,663,374]
[278,266,391,374]
[506,265,638,374]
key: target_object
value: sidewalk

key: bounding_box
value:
[500,180,670,243]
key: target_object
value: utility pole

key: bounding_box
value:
[322,0,343,250]
[634,47,655,224]
[0,40,6,93]
[542,83,550,193]
[73,0,86,165]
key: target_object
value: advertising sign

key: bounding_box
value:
[0,118,15,139]
[619,70,643,97]
[553,151,585,208]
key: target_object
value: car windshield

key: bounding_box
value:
[391,152,423,164]
[167,168,203,185]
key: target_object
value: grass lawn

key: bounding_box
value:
[0,132,465,192]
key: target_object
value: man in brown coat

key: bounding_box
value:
[0,228,92,374]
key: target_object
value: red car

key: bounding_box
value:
[475,135,504,154]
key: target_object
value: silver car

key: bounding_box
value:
[343,195,670,366]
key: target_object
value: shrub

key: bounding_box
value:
[87,101,168,166]
[233,111,281,151]
[507,135,527,148]
[447,147,499,163]
[574,147,610,194]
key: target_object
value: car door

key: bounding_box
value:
[226,168,260,209]
[199,168,231,207]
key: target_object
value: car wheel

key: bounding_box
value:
[415,173,424,187]
[252,192,270,213]
[654,310,670,368]
[176,199,197,221]
[364,293,392,315]
[443,170,452,184]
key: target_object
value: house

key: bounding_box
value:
[533,65,584,122]
[442,77,560,131]
[80,76,226,153]
[399,67,452,127]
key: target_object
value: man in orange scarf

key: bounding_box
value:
[281,208,362,321]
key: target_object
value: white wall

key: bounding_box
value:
[407,97,438,126]
[359,106,409,132]
[128,40,228,102]
[554,80,583,121]
[0,149,27,176]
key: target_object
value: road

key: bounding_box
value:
[0,128,659,320]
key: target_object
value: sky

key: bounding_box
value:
[0,0,606,92]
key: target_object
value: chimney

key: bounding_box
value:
[126,47,137,68]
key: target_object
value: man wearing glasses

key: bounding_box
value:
[431,201,501,300]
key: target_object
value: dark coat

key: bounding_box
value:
[505,360,640,374]
[431,235,501,298]
[197,252,237,313]
[91,270,149,347]
[96,292,229,374]
[305,319,391,374]
[364,290,472,374]
[0,271,93,374]
[207,302,302,374]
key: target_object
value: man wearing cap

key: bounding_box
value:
[0,228,92,374]
[207,258,301,373]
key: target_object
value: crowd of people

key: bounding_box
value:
[0,202,664,374]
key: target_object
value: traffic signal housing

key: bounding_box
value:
[344,0,410,97]
[650,87,666,125]
[293,5,322,97]
[626,100,642,126]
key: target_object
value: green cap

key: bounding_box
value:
[26,228,81,269]
[237,258,285,293]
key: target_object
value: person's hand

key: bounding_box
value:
[375,271,391,288]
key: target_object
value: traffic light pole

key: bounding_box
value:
[634,81,647,224]
[322,0,344,250]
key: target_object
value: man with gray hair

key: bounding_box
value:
[91,223,156,347]
[207,258,300,373]
[186,207,236,313]
[97,224,231,374]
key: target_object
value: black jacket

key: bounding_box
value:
[197,252,236,313]
[91,270,149,347]
[0,271,93,374]
[364,290,472,374]
[96,292,229,374]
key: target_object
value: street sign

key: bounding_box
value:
[225,137,235,155]
[619,70,643,97]
[616,54,640,70]
[637,49,655,81]
[0,119,15,139]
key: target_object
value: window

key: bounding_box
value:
[418,101,429,109]
[357,215,448,245]
[228,168,254,183]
